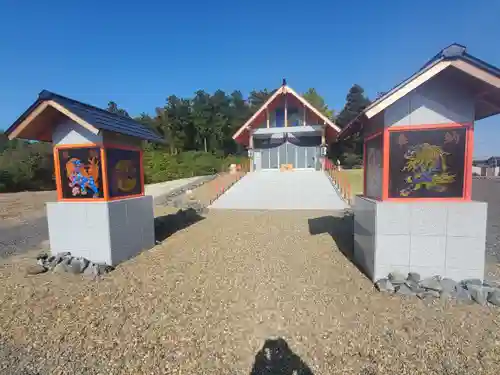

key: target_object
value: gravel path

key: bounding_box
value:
[472,178,500,263]
[0,176,216,258]
[1,209,500,374]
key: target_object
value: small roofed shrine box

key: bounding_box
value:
[5,90,164,266]
[343,44,497,283]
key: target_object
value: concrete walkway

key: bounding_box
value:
[210,170,347,210]
[145,176,206,199]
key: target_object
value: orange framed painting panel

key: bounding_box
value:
[54,144,106,202]
[104,146,144,200]
[383,122,471,202]
[53,143,144,202]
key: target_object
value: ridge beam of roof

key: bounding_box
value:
[365,60,452,119]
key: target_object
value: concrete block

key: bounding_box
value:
[410,204,447,236]
[446,236,485,271]
[353,198,487,284]
[447,202,487,238]
[108,196,154,265]
[410,235,446,267]
[47,196,154,266]
[407,265,445,280]
[375,235,410,267]
[354,235,375,278]
[445,268,484,281]
[376,202,410,235]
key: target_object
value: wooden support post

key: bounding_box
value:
[249,131,254,172]
[266,107,270,128]
[303,103,306,126]
[284,94,288,128]
[321,123,326,171]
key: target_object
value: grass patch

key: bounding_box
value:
[339,169,364,196]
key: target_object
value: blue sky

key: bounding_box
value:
[0,0,499,157]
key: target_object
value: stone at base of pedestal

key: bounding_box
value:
[47,196,155,266]
[353,196,487,282]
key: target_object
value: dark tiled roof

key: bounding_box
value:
[7,90,163,143]
[338,43,500,140]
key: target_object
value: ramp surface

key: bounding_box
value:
[210,170,347,210]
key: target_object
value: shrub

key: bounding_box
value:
[143,149,248,184]
[341,152,363,169]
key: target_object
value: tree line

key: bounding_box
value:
[0,84,370,192]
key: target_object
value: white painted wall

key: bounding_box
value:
[384,74,475,127]
[52,119,102,145]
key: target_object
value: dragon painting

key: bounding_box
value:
[399,143,455,197]
[65,157,100,198]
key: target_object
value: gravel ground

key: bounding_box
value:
[1,208,500,374]
[0,175,499,374]
[472,178,500,281]
[0,175,221,258]
[472,178,500,263]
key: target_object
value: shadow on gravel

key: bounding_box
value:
[308,213,370,280]
[154,208,205,242]
[249,338,314,375]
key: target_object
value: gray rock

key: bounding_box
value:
[25,265,47,275]
[83,263,99,278]
[53,263,68,274]
[54,251,71,260]
[483,280,500,289]
[420,277,443,292]
[417,290,440,299]
[97,264,114,275]
[67,258,88,274]
[467,285,489,305]
[174,198,186,208]
[183,207,198,221]
[36,253,48,266]
[405,280,425,293]
[487,290,500,306]
[388,271,406,285]
[395,284,416,296]
[440,278,458,294]
[462,278,482,287]
[407,272,421,283]
[375,279,394,293]
[453,285,474,304]
[60,256,72,266]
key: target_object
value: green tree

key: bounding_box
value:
[107,101,130,117]
[331,84,371,164]
[248,89,274,110]
[191,90,212,152]
[335,84,370,128]
[302,88,334,119]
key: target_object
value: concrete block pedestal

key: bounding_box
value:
[47,195,155,266]
[353,196,487,282]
